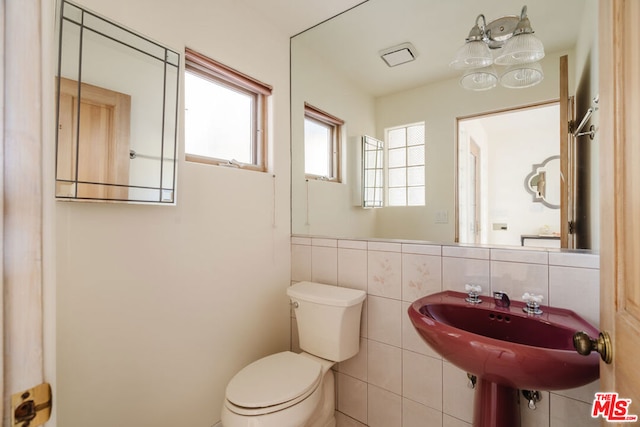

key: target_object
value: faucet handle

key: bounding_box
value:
[522,293,544,314]
[465,284,482,294]
[522,293,543,304]
[464,284,482,304]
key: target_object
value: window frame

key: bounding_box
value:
[304,103,343,182]
[184,48,272,171]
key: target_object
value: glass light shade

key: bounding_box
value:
[460,66,498,91]
[500,62,544,88]
[450,40,493,70]
[494,33,545,65]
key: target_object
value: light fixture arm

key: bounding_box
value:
[466,14,487,42]
[452,4,545,90]
[476,14,487,32]
[513,5,535,36]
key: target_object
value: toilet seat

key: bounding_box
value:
[224,351,323,416]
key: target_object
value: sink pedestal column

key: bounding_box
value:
[473,379,520,427]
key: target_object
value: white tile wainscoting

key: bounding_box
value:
[291,236,601,427]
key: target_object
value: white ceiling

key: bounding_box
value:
[237,0,366,36]
[245,0,590,97]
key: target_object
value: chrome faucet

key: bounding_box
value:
[493,291,511,308]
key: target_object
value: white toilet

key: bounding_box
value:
[221,281,366,427]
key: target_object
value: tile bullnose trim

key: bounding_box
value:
[291,236,312,245]
[490,248,549,265]
[368,241,402,252]
[549,251,600,269]
[442,245,490,260]
[338,239,368,250]
[312,237,338,248]
[402,243,442,256]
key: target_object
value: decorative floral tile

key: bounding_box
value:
[368,251,401,299]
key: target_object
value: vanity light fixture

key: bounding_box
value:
[460,65,499,91]
[450,5,545,90]
[380,42,418,67]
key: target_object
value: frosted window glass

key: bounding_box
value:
[407,125,425,146]
[388,128,406,149]
[388,168,406,187]
[388,148,406,167]
[388,187,406,206]
[407,166,425,186]
[408,187,425,206]
[407,145,424,166]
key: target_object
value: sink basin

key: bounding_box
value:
[408,290,599,427]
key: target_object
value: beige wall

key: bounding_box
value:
[53,1,292,426]
[291,41,378,238]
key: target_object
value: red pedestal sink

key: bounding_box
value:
[408,291,599,427]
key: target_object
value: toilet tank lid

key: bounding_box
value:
[287,281,366,306]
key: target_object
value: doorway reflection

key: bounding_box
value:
[458,102,560,247]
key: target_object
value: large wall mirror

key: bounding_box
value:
[291,0,599,249]
[55,0,180,203]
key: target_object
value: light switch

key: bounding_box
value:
[435,210,449,224]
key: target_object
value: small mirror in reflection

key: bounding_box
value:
[525,155,561,209]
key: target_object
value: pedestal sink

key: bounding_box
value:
[408,291,599,427]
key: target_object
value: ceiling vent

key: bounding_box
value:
[379,42,418,67]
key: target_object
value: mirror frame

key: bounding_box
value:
[524,155,561,209]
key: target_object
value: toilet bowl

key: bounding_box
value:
[221,352,335,427]
[220,281,366,427]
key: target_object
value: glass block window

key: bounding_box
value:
[385,123,425,206]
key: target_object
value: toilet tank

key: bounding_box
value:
[287,281,366,362]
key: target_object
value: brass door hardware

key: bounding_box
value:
[573,331,613,364]
[11,383,52,427]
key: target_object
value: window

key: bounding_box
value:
[304,103,343,181]
[386,123,425,206]
[184,48,272,170]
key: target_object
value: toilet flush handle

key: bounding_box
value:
[290,300,299,309]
